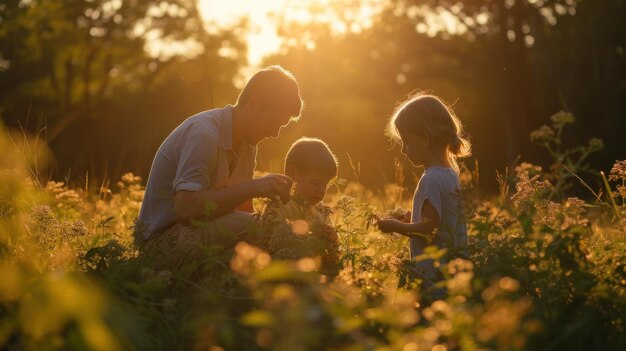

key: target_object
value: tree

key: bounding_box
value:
[0,0,247,181]
[262,0,625,192]
[1,0,206,138]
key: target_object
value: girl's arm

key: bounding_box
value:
[377,200,440,239]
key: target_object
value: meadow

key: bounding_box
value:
[1,112,625,351]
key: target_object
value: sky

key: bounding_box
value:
[198,0,390,70]
[195,0,478,83]
[199,0,294,67]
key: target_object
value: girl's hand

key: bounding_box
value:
[401,210,411,223]
[376,217,405,233]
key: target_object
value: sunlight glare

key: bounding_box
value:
[200,0,293,67]
[199,0,386,71]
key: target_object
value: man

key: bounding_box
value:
[136,66,302,249]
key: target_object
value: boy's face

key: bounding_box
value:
[289,168,334,205]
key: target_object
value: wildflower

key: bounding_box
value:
[316,203,334,218]
[514,162,542,176]
[56,189,81,204]
[121,172,142,185]
[609,160,626,181]
[257,197,339,275]
[328,177,347,188]
[387,207,410,221]
[45,180,65,193]
[29,204,55,227]
[69,220,88,237]
[536,201,561,225]
[550,111,575,125]
[511,171,551,211]
[587,138,604,153]
[335,195,356,216]
[530,125,555,144]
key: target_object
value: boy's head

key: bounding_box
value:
[284,137,338,205]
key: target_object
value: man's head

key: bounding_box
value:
[235,66,303,145]
[284,137,338,205]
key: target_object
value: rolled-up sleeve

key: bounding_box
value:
[172,129,219,194]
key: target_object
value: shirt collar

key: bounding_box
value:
[219,105,234,150]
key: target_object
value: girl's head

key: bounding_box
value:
[386,93,471,172]
[284,137,338,205]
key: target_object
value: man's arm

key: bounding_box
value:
[238,199,254,213]
[174,174,292,225]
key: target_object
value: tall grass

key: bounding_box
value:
[1,113,625,350]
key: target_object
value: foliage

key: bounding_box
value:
[259,0,626,190]
[0,0,245,179]
[2,114,626,350]
[529,110,604,199]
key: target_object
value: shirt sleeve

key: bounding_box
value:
[172,128,219,194]
[417,174,443,220]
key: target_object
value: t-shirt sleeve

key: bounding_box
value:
[172,128,219,194]
[417,174,443,220]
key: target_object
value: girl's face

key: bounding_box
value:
[399,131,429,167]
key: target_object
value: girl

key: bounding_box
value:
[377,93,471,300]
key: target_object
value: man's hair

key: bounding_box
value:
[284,137,338,178]
[237,65,303,120]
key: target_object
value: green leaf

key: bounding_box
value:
[253,262,317,284]
[241,310,276,327]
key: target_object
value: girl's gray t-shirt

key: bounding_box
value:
[410,166,468,258]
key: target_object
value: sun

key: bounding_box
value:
[199,0,294,66]
[198,0,385,68]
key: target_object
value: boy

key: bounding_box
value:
[259,137,339,277]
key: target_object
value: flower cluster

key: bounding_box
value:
[529,125,555,144]
[550,111,575,125]
[258,198,340,276]
[536,197,589,230]
[609,160,626,182]
[45,180,83,211]
[511,170,552,212]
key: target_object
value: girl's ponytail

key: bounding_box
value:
[449,131,471,157]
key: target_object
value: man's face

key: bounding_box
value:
[245,100,294,145]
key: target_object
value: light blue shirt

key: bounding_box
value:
[137,106,257,239]
[409,166,468,258]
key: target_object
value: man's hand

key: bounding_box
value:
[253,174,293,203]
[376,217,407,234]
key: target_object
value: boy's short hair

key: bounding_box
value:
[237,65,304,120]
[285,137,338,178]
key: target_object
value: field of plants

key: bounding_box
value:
[1,113,626,351]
